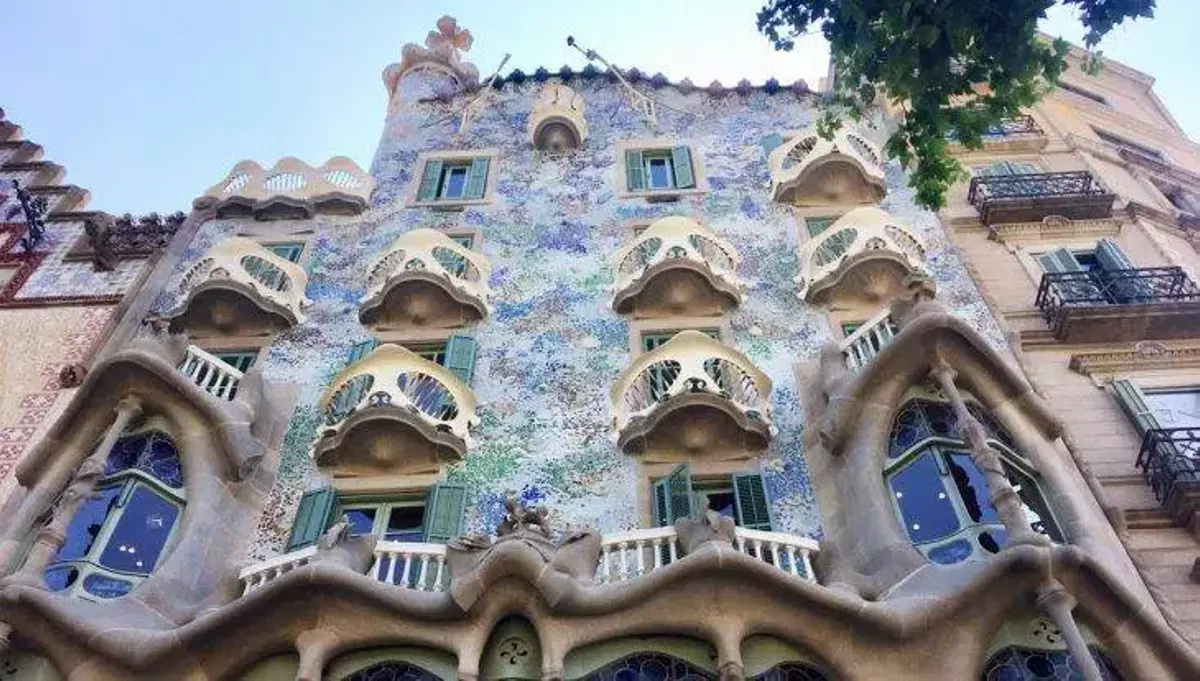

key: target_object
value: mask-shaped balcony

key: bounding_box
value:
[315,344,478,477]
[529,84,588,151]
[768,128,886,206]
[611,217,743,317]
[359,229,492,329]
[168,237,311,336]
[611,331,773,456]
[193,157,375,220]
[795,207,930,304]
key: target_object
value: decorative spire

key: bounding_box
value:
[383,15,480,96]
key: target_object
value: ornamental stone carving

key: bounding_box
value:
[768,127,886,206]
[193,157,374,219]
[529,84,588,151]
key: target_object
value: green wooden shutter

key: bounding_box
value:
[759,133,784,160]
[287,487,339,550]
[1113,379,1162,436]
[444,334,478,384]
[423,482,466,543]
[625,150,645,191]
[417,160,443,201]
[347,339,378,364]
[652,464,694,526]
[671,146,695,189]
[733,473,775,531]
[464,157,489,199]
[1095,238,1135,272]
[1036,248,1083,274]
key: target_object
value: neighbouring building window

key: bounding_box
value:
[44,430,185,600]
[973,160,1042,177]
[1034,239,1150,304]
[1057,81,1109,106]
[885,397,1059,565]
[1112,380,1200,432]
[652,464,774,531]
[982,646,1123,680]
[416,157,490,203]
[625,147,696,192]
[1093,128,1166,162]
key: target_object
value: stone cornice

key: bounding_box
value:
[1068,341,1200,385]
[986,215,1122,244]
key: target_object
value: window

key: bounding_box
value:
[1057,81,1108,105]
[973,161,1042,177]
[344,662,441,681]
[212,349,257,373]
[886,397,1059,565]
[263,242,304,263]
[652,464,774,531]
[1113,380,1200,433]
[1035,239,1149,304]
[343,497,427,543]
[43,430,185,600]
[983,646,1123,680]
[579,653,713,681]
[805,216,838,237]
[287,483,467,550]
[448,233,475,249]
[346,336,477,384]
[1093,128,1165,162]
[625,147,697,193]
[416,157,490,203]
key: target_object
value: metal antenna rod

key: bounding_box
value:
[459,53,512,135]
[566,36,657,125]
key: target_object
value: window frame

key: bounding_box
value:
[616,139,707,199]
[341,494,428,543]
[1056,80,1110,106]
[408,149,499,209]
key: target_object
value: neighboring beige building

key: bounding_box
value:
[940,44,1200,646]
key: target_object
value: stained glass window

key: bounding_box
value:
[751,662,831,681]
[344,661,442,681]
[982,646,1123,680]
[580,653,716,680]
[44,429,185,600]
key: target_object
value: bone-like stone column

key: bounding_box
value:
[1037,581,1104,681]
[9,396,143,586]
[929,359,1047,548]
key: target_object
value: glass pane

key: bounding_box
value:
[647,157,671,188]
[442,166,467,199]
[105,433,147,476]
[888,452,960,543]
[384,505,425,542]
[139,433,184,489]
[889,403,930,458]
[345,508,377,537]
[696,490,736,520]
[82,573,135,599]
[922,401,962,439]
[1007,464,1059,540]
[946,452,999,524]
[43,565,80,592]
[54,485,122,562]
[1145,389,1200,427]
[97,485,181,575]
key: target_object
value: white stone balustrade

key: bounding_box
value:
[528,83,589,151]
[239,546,317,594]
[179,345,245,400]
[320,344,478,446]
[795,207,929,302]
[733,527,819,581]
[840,309,900,371]
[768,127,886,204]
[362,228,492,312]
[596,527,681,583]
[194,157,374,215]
[611,216,743,314]
[369,541,449,592]
[611,330,773,438]
[177,236,312,324]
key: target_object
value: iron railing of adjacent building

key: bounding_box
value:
[1135,427,1200,506]
[981,115,1042,137]
[968,171,1108,209]
[1035,267,1200,328]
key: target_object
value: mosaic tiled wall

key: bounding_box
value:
[150,73,1009,563]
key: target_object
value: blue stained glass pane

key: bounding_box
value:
[344,661,442,680]
[582,653,715,680]
[888,452,960,543]
[749,662,830,681]
[43,565,79,592]
[139,433,183,488]
[889,403,930,458]
[53,485,122,562]
[81,573,134,599]
[922,400,961,439]
[345,508,376,537]
[983,646,1124,680]
[97,485,180,575]
[946,452,999,524]
[104,433,146,476]
[926,538,973,565]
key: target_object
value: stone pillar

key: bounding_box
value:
[929,360,1047,548]
[1037,582,1104,681]
[8,396,143,586]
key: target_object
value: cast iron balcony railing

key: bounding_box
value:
[1034,267,1200,342]
[968,171,1114,225]
[982,115,1042,137]
[1135,427,1200,516]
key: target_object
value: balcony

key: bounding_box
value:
[795,207,930,304]
[193,157,375,219]
[238,525,818,595]
[178,345,245,400]
[611,330,773,456]
[359,229,491,329]
[611,216,743,317]
[167,237,311,336]
[840,310,899,371]
[1136,428,1200,535]
[768,127,886,206]
[948,115,1047,154]
[968,171,1114,225]
[1034,267,1200,342]
[315,344,478,478]
[528,83,588,151]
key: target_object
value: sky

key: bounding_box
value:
[1,1,1197,215]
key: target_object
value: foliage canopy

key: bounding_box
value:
[757,0,1155,209]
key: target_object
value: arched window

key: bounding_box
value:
[885,396,1060,565]
[343,661,442,681]
[580,653,715,680]
[42,429,185,600]
[750,662,831,680]
[982,646,1123,680]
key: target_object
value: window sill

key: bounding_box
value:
[408,198,492,211]
[621,188,707,202]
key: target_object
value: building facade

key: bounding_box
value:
[0,17,1197,681]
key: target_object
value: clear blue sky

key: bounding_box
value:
[2,1,1197,214]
